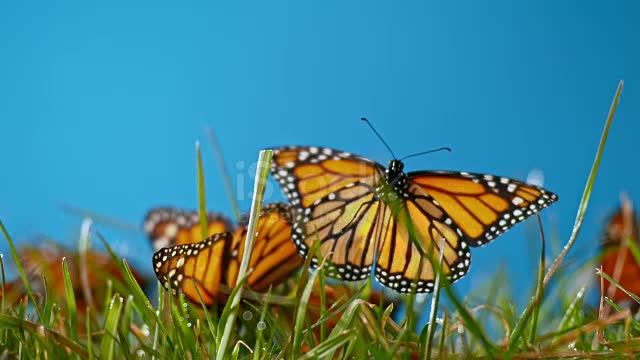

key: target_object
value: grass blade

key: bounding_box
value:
[62,257,79,343]
[0,219,43,320]
[0,314,89,358]
[292,267,320,358]
[86,305,93,360]
[216,149,272,359]
[424,238,446,360]
[206,126,242,221]
[509,80,623,351]
[101,294,124,360]
[196,141,209,242]
[527,215,546,344]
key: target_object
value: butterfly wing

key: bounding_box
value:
[601,207,640,303]
[152,203,303,305]
[144,208,233,251]
[372,183,472,292]
[407,171,558,247]
[271,146,385,279]
[153,232,231,305]
[226,203,302,291]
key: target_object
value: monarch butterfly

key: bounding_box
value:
[271,145,558,293]
[19,243,149,299]
[144,207,233,251]
[600,202,640,307]
[152,203,303,305]
[0,278,28,307]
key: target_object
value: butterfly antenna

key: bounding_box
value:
[361,117,397,159]
[400,147,452,161]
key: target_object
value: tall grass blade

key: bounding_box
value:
[62,257,78,343]
[216,150,272,359]
[292,267,320,358]
[196,141,209,241]
[101,294,124,360]
[424,238,446,360]
[206,126,242,221]
[528,215,546,344]
[509,80,623,351]
[86,305,93,360]
[0,219,43,320]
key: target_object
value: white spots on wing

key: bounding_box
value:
[176,258,185,268]
[512,197,524,205]
[154,237,170,251]
[507,183,517,193]
[165,223,178,237]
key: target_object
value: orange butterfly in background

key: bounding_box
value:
[17,244,149,306]
[600,198,640,309]
[144,207,233,251]
[151,203,304,305]
[0,278,28,307]
[0,242,149,332]
[270,144,558,293]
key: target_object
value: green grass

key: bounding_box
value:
[2,81,639,358]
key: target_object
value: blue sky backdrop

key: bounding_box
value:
[1,1,638,305]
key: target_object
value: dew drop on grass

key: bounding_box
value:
[243,311,253,321]
[257,321,266,331]
[187,322,192,328]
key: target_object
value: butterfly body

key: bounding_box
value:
[271,146,558,293]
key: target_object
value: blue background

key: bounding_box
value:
[1,1,638,306]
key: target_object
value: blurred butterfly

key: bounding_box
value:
[18,243,149,306]
[152,203,303,305]
[144,207,233,251]
[600,201,640,308]
[271,145,558,293]
[0,278,28,307]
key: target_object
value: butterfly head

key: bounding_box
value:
[386,159,406,181]
[387,159,404,174]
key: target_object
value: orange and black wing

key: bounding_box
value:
[407,171,558,247]
[371,184,472,293]
[226,203,302,291]
[153,203,303,305]
[271,146,389,280]
[144,207,233,251]
[153,232,231,306]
